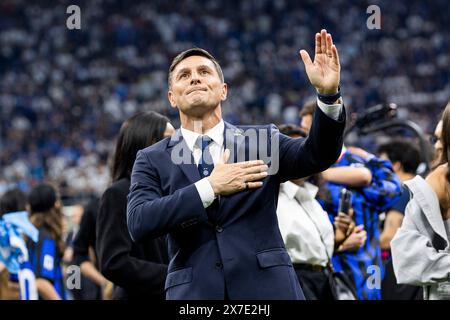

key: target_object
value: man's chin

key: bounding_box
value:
[183,101,214,117]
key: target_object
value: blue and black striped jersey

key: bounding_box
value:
[318,150,401,300]
[27,228,67,300]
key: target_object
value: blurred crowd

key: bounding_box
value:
[0,0,449,197]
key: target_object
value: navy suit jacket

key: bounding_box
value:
[127,106,345,300]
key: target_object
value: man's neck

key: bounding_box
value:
[180,107,222,133]
[398,172,414,182]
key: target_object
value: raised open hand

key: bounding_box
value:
[300,29,340,95]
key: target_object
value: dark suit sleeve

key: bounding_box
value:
[127,150,208,242]
[96,185,167,295]
[276,104,346,182]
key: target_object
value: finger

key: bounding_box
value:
[219,149,230,164]
[244,171,268,182]
[349,208,354,218]
[326,33,333,57]
[332,44,340,66]
[244,164,269,174]
[335,217,350,226]
[347,222,355,233]
[246,181,263,189]
[338,222,350,230]
[315,32,321,55]
[337,212,351,220]
[336,223,349,231]
[299,50,313,68]
[334,217,349,226]
[239,159,265,168]
[320,29,327,54]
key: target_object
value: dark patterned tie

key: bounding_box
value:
[196,135,214,178]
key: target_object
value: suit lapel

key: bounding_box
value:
[166,129,201,184]
[165,122,247,189]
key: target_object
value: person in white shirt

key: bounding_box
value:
[276,125,363,300]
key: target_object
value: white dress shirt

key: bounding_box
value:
[276,181,334,266]
[181,99,343,208]
[181,119,225,208]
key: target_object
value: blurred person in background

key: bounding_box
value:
[276,124,362,300]
[300,101,401,300]
[391,101,450,300]
[72,197,112,299]
[378,139,421,251]
[96,111,173,300]
[26,183,67,300]
[377,138,423,300]
[63,204,84,265]
[0,189,38,300]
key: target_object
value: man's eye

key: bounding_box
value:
[180,73,188,79]
[200,70,209,75]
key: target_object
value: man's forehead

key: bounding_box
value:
[174,55,216,72]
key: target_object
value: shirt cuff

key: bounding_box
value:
[195,178,216,208]
[317,98,343,121]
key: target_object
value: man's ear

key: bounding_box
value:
[220,83,228,101]
[393,161,403,173]
[167,90,177,108]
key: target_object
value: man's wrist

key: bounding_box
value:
[195,178,216,208]
[206,177,219,195]
[317,86,341,104]
[317,87,339,95]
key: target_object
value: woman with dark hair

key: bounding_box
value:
[392,101,450,300]
[96,111,174,299]
[26,183,67,300]
[0,189,27,217]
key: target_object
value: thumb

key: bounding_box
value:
[219,149,230,164]
[299,50,313,68]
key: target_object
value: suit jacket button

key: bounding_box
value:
[215,225,223,233]
[215,262,223,269]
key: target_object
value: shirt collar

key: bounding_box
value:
[180,120,225,151]
[281,180,319,200]
[337,144,347,163]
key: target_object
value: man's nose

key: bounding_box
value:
[190,72,201,85]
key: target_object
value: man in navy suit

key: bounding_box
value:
[127,29,346,299]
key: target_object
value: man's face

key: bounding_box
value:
[168,55,227,118]
[301,114,313,134]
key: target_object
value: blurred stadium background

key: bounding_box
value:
[0,0,449,202]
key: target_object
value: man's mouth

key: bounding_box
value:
[186,87,207,95]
